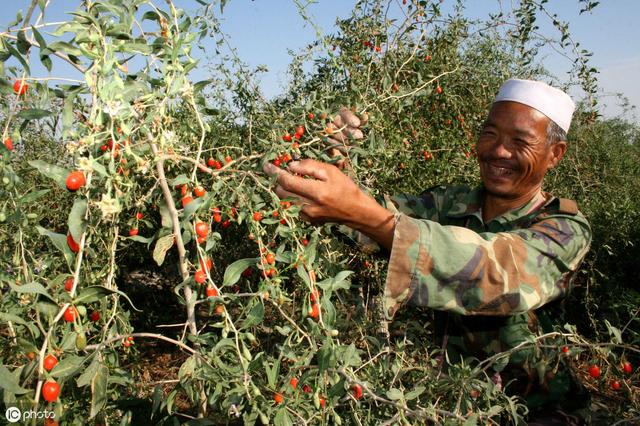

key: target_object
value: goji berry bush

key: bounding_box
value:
[0,0,638,424]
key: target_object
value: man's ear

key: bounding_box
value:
[548,140,567,169]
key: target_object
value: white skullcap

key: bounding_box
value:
[494,79,575,132]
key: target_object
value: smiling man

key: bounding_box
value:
[264,79,592,423]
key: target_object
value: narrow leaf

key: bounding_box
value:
[153,234,175,266]
[240,302,264,330]
[17,108,53,120]
[68,198,87,242]
[0,364,30,394]
[77,356,100,387]
[10,281,55,302]
[75,286,140,311]
[0,312,28,326]
[36,226,74,267]
[222,258,257,287]
[51,355,85,378]
[90,364,109,418]
[19,189,49,204]
[29,160,67,189]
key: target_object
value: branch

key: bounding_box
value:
[151,143,198,338]
[1,33,87,73]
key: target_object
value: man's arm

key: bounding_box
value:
[383,210,592,319]
[338,190,444,253]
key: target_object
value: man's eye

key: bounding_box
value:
[481,130,495,136]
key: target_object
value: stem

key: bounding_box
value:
[152,142,207,417]
[151,144,197,338]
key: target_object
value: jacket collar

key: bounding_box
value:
[446,186,553,225]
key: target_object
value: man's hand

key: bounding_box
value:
[324,108,369,169]
[263,159,395,250]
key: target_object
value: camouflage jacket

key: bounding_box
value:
[345,185,592,403]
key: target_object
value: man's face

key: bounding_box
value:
[476,101,566,200]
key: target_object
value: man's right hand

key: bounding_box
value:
[323,108,369,169]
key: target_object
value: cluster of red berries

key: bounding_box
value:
[206,154,233,170]
[282,125,305,143]
[273,378,364,408]
[361,41,382,52]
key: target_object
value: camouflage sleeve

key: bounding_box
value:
[383,212,592,319]
[338,188,445,253]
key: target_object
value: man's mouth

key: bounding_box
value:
[482,161,517,179]
[488,164,513,176]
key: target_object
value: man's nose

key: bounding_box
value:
[491,136,513,158]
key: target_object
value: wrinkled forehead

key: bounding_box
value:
[486,101,550,135]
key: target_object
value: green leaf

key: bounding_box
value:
[169,175,191,186]
[75,286,140,311]
[463,414,479,426]
[0,364,30,394]
[327,296,341,323]
[222,258,257,287]
[386,388,404,400]
[31,25,52,72]
[604,319,623,344]
[296,263,311,287]
[77,356,100,387]
[48,41,83,57]
[29,160,68,189]
[62,92,77,136]
[341,343,361,367]
[193,80,212,92]
[19,189,50,204]
[317,270,353,293]
[153,234,175,266]
[60,331,78,352]
[92,160,108,178]
[5,42,30,74]
[17,109,53,120]
[264,359,280,388]
[151,385,163,420]
[240,302,264,330]
[36,226,74,267]
[68,198,87,242]
[36,300,60,318]
[183,198,203,219]
[121,41,152,54]
[0,312,28,326]
[16,30,31,55]
[129,235,154,244]
[178,356,196,382]
[8,11,23,28]
[90,364,109,419]
[317,340,336,374]
[159,203,173,228]
[405,386,425,400]
[274,409,293,426]
[141,11,161,22]
[9,281,55,302]
[51,355,85,378]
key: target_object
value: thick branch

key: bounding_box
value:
[151,143,198,338]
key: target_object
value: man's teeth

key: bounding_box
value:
[489,164,512,176]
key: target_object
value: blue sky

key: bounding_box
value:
[3,0,639,121]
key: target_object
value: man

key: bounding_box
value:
[264,79,592,422]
